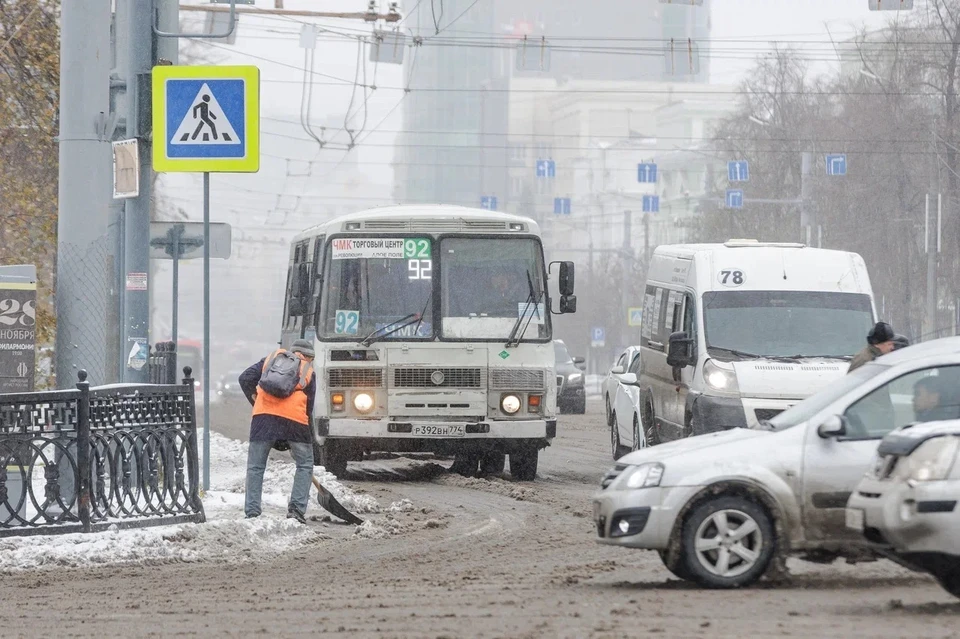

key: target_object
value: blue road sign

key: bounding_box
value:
[727,160,749,182]
[591,326,605,346]
[152,65,260,173]
[826,154,847,176]
[480,196,497,210]
[725,189,744,209]
[637,162,658,183]
[642,195,660,213]
[553,197,571,215]
[536,159,556,178]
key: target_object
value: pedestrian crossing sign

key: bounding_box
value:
[628,307,643,327]
[152,65,260,173]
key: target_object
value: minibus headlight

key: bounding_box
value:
[501,394,521,414]
[703,359,739,394]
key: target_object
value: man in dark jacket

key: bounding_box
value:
[848,321,897,373]
[239,339,317,523]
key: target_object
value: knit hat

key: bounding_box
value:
[291,339,316,359]
[867,321,895,346]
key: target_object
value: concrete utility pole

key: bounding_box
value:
[620,210,633,350]
[924,193,941,340]
[56,0,114,388]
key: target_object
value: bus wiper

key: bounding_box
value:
[506,270,544,348]
[783,353,853,361]
[360,312,419,347]
[708,346,760,360]
[410,289,433,338]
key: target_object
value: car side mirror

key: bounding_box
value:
[817,415,847,439]
[558,261,575,296]
[620,373,638,386]
[611,365,625,375]
[666,331,694,368]
[559,294,577,314]
[573,356,586,370]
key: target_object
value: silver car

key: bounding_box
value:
[847,419,960,599]
[592,337,960,589]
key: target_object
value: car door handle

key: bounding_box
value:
[648,340,664,351]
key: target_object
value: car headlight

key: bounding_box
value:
[893,436,960,483]
[223,383,231,390]
[703,358,739,394]
[567,372,583,383]
[618,462,665,489]
[501,394,521,414]
[353,392,374,413]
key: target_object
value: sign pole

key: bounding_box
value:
[171,225,181,347]
[203,172,211,492]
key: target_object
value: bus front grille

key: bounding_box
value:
[490,369,545,391]
[327,368,384,388]
[392,367,484,389]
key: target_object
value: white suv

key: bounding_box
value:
[592,337,960,588]
[847,419,960,599]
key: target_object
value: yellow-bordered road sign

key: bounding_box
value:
[152,65,260,173]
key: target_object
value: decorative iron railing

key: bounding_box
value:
[0,368,205,537]
[148,341,178,385]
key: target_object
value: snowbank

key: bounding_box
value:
[0,431,399,573]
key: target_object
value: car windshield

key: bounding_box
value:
[320,237,434,340]
[554,341,573,364]
[440,237,549,341]
[767,362,888,431]
[703,291,873,360]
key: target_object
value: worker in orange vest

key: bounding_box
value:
[238,340,317,523]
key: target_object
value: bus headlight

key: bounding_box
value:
[353,392,374,413]
[501,394,521,414]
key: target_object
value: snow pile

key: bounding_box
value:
[0,431,399,572]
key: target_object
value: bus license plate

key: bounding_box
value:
[412,424,466,438]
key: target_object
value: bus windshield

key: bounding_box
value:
[320,236,435,341]
[440,237,549,341]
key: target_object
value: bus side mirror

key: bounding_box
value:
[559,295,577,314]
[297,263,311,298]
[666,331,694,368]
[558,261,575,296]
[288,297,305,316]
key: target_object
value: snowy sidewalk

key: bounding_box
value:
[0,432,405,572]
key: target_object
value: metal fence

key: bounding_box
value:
[0,368,205,537]
[148,341,178,385]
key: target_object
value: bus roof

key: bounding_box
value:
[292,205,541,240]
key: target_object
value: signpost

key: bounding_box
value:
[153,64,260,491]
[480,195,497,210]
[0,265,36,394]
[553,197,571,215]
[627,307,643,327]
[149,221,232,348]
[826,154,847,176]
[727,160,749,182]
[535,159,556,178]
[642,195,660,213]
[637,162,658,184]
[725,189,744,209]
[591,327,605,348]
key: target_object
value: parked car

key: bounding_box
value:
[592,336,960,589]
[555,340,586,414]
[847,419,960,599]
[637,240,876,443]
[603,346,640,427]
[610,352,648,459]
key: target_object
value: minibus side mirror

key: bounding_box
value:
[559,294,577,314]
[666,331,695,368]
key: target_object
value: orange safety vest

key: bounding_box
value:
[252,349,315,425]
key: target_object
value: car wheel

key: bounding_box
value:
[574,395,586,414]
[610,413,629,460]
[479,451,506,476]
[450,452,480,477]
[605,396,614,427]
[317,441,348,478]
[658,548,693,581]
[632,415,646,451]
[680,496,775,589]
[509,447,538,481]
[642,399,661,446]
[937,567,960,599]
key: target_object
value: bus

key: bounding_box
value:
[280,205,577,480]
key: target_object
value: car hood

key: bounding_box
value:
[618,427,771,465]
[878,419,960,456]
[731,358,848,400]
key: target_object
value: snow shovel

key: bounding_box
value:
[311,474,364,525]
